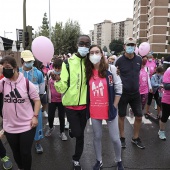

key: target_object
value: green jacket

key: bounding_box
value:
[54,54,87,106]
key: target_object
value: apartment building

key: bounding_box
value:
[133,0,170,54]
[93,20,112,50]
[124,18,134,41]
[112,18,133,42]
[90,19,133,51]
[112,21,125,41]
[89,30,94,45]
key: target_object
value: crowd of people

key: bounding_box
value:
[0,35,170,170]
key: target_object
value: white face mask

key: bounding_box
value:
[148,58,152,62]
[89,54,101,64]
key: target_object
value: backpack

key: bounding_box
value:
[0,78,33,117]
[64,59,70,87]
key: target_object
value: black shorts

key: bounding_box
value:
[40,93,48,104]
[118,92,143,117]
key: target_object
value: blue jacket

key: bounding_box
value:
[86,65,122,121]
[151,74,163,94]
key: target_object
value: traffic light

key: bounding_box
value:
[24,25,34,50]
[24,31,29,48]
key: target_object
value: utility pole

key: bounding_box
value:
[23,0,26,49]
[49,0,51,40]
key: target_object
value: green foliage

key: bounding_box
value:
[109,39,124,55]
[38,13,49,38]
[103,46,108,52]
[36,15,81,55]
[51,19,81,54]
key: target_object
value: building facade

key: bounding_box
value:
[93,20,112,51]
[133,0,170,54]
[91,19,133,51]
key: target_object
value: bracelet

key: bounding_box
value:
[33,115,38,118]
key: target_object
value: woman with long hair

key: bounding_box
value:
[85,45,124,170]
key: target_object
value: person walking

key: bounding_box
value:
[0,63,13,170]
[115,37,145,149]
[45,58,67,141]
[129,56,152,117]
[86,45,124,170]
[0,56,41,170]
[158,67,170,140]
[145,66,164,119]
[20,50,45,154]
[54,35,91,170]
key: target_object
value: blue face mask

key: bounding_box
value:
[24,61,34,68]
[54,70,61,75]
[78,47,89,57]
[125,46,135,54]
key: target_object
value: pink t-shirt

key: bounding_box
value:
[89,69,109,120]
[139,68,149,94]
[162,68,170,104]
[146,60,156,77]
[49,79,61,102]
[0,73,40,133]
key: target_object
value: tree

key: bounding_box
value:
[137,38,142,46]
[103,46,108,52]
[36,15,81,55]
[62,19,81,54]
[51,22,63,54]
[51,19,81,54]
[38,13,49,38]
[109,39,124,55]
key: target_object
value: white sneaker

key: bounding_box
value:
[65,121,69,129]
[158,130,166,140]
[59,132,68,141]
[42,111,48,117]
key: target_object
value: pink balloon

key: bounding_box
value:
[31,36,54,65]
[138,42,150,57]
[135,47,139,55]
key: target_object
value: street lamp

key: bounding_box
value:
[49,0,52,40]
[4,31,12,38]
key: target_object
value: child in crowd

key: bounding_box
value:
[145,66,164,119]
[45,58,67,141]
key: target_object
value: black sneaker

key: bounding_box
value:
[117,161,124,170]
[73,160,82,170]
[120,137,126,148]
[68,129,74,138]
[93,160,103,170]
[131,137,145,149]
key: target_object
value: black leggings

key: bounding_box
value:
[0,139,6,158]
[48,102,65,133]
[161,103,170,123]
[5,128,36,170]
[66,108,87,161]
[147,90,161,107]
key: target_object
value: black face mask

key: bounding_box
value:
[3,68,14,78]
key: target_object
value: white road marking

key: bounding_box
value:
[126,116,152,124]
[46,116,152,126]
[46,118,68,126]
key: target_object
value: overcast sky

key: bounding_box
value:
[0,0,134,41]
